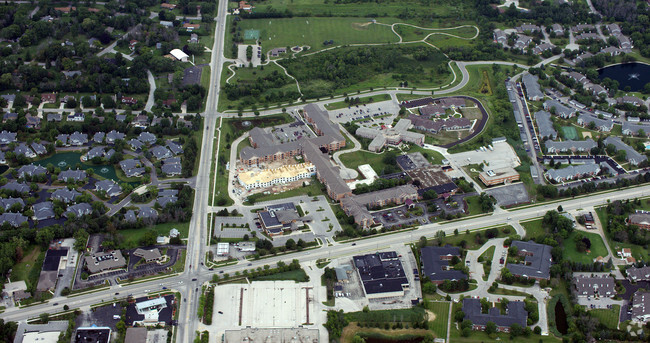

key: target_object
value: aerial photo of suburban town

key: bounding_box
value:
[0,0,650,342]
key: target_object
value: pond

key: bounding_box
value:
[554,300,568,335]
[598,62,650,92]
[34,152,121,183]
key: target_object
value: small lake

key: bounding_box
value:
[598,62,650,92]
[554,301,568,335]
[34,152,120,182]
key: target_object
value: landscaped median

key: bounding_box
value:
[211,259,307,284]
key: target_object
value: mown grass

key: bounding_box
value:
[238,18,398,55]
[426,301,450,338]
[119,222,189,248]
[563,230,608,264]
[590,304,620,329]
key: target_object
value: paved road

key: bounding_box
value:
[5,183,650,328]
[144,70,156,112]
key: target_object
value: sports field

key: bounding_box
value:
[237,17,399,54]
[562,126,578,140]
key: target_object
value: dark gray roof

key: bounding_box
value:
[128,139,144,150]
[420,246,467,282]
[31,142,47,155]
[56,134,69,145]
[603,136,647,165]
[64,203,92,218]
[137,132,156,144]
[507,240,552,279]
[545,139,596,152]
[463,298,527,328]
[125,210,136,222]
[352,252,408,295]
[544,100,574,117]
[0,197,24,210]
[95,179,121,196]
[33,201,55,221]
[0,131,16,144]
[69,131,88,145]
[58,169,87,182]
[535,111,557,139]
[0,212,27,227]
[138,207,158,219]
[627,266,650,282]
[573,275,615,297]
[2,181,29,193]
[106,130,125,143]
[17,164,47,178]
[150,145,172,159]
[522,73,544,100]
[14,144,34,157]
[161,163,182,176]
[51,188,80,203]
[167,140,183,155]
[578,114,614,131]
[93,132,105,143]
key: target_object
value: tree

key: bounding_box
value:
[73,229,89,252]
[39,313,49,323]
[485,321,497,334]
[285,239,296,250]
[510,323,523,337]
[454,310,465,322]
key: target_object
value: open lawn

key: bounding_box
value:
[563,230,608,264]
[589,304,620,329]
[11,246,42,283]
[426,301,450,338]
[430,225,514,250]
[325,94,392,110]
[251,269,309,282]
[595,207,649,261]
[521,218,545,240]
[238,18,398,55]
[396,24,477,43]
[119,222,189,248]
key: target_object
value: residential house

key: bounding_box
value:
[33,202,55,221]
[106,130,125,144]
[617,96,644,106]
[573,275,615,297]
[138,132,157,145]
[551,23,564,35]
[58,169,87,183]
[0,213,27,227]
[150,146,172,160]
[138,207,158,219]
[119,159,146,177]
[627,266,650,282]
[493,29,507,45]
[69,132,88,146]
[577,114,614,131]
[41,93,56,104]
[2,181,29,194]
[95,179,122,197]
[463,298,527,332]
[522,74,544,100]
[17,164,47,178]
[604,136,647,165]
[51,188,80,203]
[30,142,47,155]
[543,100,575,118]
[167,140,183,155]
[546,164,601,183]
[14,144,35,158]
[0,131,16,144]
[64,203,92,218]
[47,113,62,122]
[535,111,557,139]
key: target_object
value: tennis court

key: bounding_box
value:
[562,126,578,140]
[244,29,260,40]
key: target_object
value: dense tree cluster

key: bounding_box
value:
[221,69,299,107]
[603,198,650,246]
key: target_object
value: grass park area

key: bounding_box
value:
[561,126,578,140]
[324,94,392,110]
[11,246,43,286]
[595,207,649,261]
[589,304,620,329]
[521,218,545,239]
[426,301,450,338]
[238,18,398,55]
[338,147,445,176]
[431,225,515,250]
[120,222,189,248]
[250,268,309,282]
[563,231,608,264]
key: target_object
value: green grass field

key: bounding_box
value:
[521,218,545,239]
[338,147,445,176]
[238,18,398,55]
[426,301,450,338]
[251,269,309,282]
[11,245,42,283]
[120,222,190,248]
[595,207,649,261]
[324,94,392,110]
[590,305,620,329]
[563,230,608,264]
[396,24,477,43]
[562,126,578,140]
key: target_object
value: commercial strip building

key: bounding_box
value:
[506,240,552,280]
[216,242,230,256]
[84,250,126,274]
[462,298,527,332]
[237,163,316,190]
[353,252,409,299]
[256,202,305,235]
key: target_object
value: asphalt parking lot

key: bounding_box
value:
[486,183,530,207]
[329,100,400,125]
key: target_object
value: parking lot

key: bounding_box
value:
[372,194,473,228]
[268,120,315,145]
[486,183,530,207]
[329,100,400,126]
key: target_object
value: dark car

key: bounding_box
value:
[499,258,505,264]
[192,278,197,281]
[115,292,119,295]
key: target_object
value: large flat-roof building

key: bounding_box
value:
[238,163,315,190]
[224,328,320,343]
[256,202,304,236]
[340,184,419,229]
[84,250,126,274]
[353,252,409,299]
[629,212,650,230]
[506,240,552,280]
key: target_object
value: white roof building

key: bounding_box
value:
[170,49,189,62]
[217,242,229,256]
